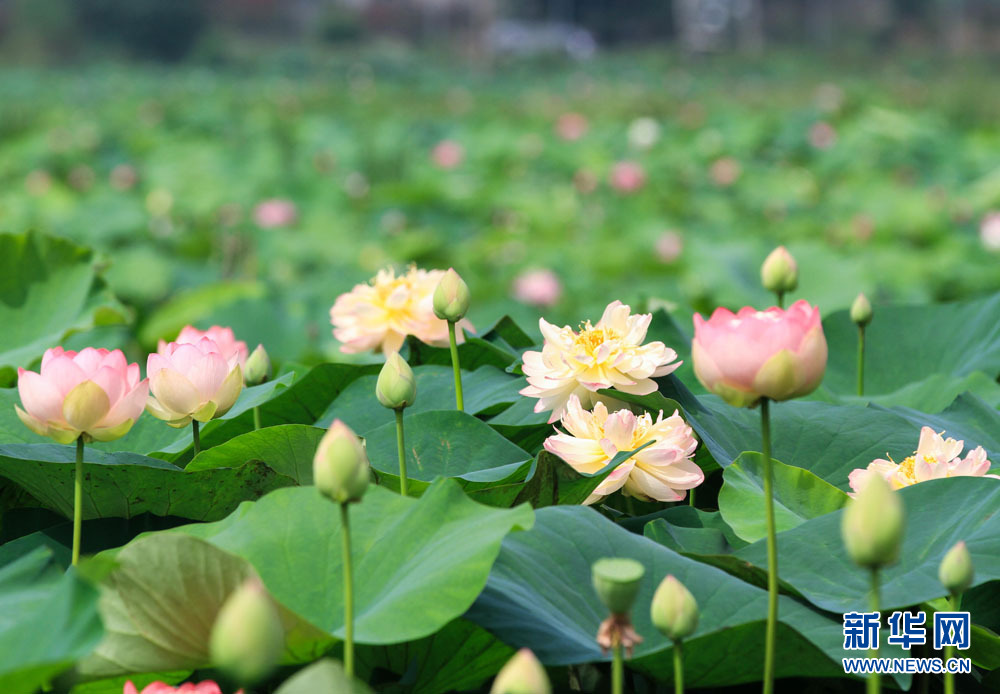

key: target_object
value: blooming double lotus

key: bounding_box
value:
[521,301,681,422]
[146,338,243,427]
[543,394,701,504]
[123,681,241,694]
[330,266,473,354]
[16,347,148,444]
[168,325,248,368]
[849,426,997,493]
[692,300,827,408]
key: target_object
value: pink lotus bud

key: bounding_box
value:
[609,161,646,194]
[655,231,683,264]
[146,338,243,427]
[431,140,464,169]
[512,269,562,307]
[555,112,588,141]
[16,348,149,444]
[980,212,1000,252]
[710,157,741,187]
[167,325,249,368]
[123,680,240,693]
[252,198,297,229]
[692,300,828,408]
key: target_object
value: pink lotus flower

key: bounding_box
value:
[253,198,297,229]
[168,325,249,368]
[849,426,998,494]
[808,121,837,150]
[16,348,148,444]
[431,140,464,169]
[609,161,646,194]
[512,269,562,307]
[123,680,241,694]
[544,395,701,504]
[146,338,243,427]
[710,157,741,187]
[555,112,588,141]
[980,211,1000,252]
[655,231,683,263]
[692,300,827,408]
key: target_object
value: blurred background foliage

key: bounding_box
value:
[1,0,999,368]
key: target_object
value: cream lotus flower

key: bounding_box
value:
[849,426,998,493]
[544,395,701,504]
[330,266,474,354]
[520,301,681,423]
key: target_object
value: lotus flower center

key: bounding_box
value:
[574,322,620,358]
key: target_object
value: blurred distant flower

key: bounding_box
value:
[980,212,1000,252]
[110,164,139,191]
[146,189,173,217]
[380,209,407,234]
[431,140,464,169]
[849,426,997,494]
[330,266,473,354]
[573,168,599,195]
[520,300,681,422]
[808,121,837,150]
[710,157,741,187]
[69,165,95,191]
[146,338,243,427]
[512,269,562,307]
[555,112,588,141]
[344,171,370,199]
[543,395,701,504]
[168,325,248,369]
[814,83,845,113]
[253,198,297,229]
[123,681,241,694]
[628,117,661,150]
[25,170,52,196]
[655,231,683,264]
[609,161,646,194]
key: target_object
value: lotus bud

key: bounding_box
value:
[376,352,416,410]
[209,578,284,685]
[650,574,699,641]
[592,558,645,615]
[841,474,903,568]
[850,293,873,327]
[760,246,798,293]
[433,268,471,323]
[490,648,550,694]
[938,541,973,596]
[313,420,370,504]
[244,344,271,386]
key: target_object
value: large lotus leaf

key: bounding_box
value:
[734,477,1000,615]
[0,443,293,520]
[176,480,533,644]
[0,231,127,375]
[317,365,525,432]
[185,424,324,483]
[274,659,372,694]
[465,505,908,688]
[77,533,331,679]
[718,452,850,543]
[0,547,103,694]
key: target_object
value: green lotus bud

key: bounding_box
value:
[313,420,370,504]
[938,541,973,595]
[210,578,284,685]
[490,648,550,694]
[841,474,903,569]
[433,268,471,323]
[244,344,272,386]
[592,558,645,615]
[650,574,699,641]
[376,352,416,410]
[760,246,798,293]
[850,293,873,327]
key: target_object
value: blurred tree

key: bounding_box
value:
[75,0,209,61]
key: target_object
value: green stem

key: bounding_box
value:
[192,420,201,456]
[395,409,408,497]
[72,436,84,566]
[944,593,962,694]
[857,325,866,397]
[612,642,623,694]
[340,503,355,678]
[868,568,881,694]
[448,321,464,411]
[688,487,695,507]
[673,639,684,694]
[761,397,777,694]
[775,290,785,309]
[253,406,262,431]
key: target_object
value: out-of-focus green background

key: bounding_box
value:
[2,0,999,364]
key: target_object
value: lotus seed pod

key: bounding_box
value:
[850,293,873,327]
[760,246,798,294]
[490,648,550,694]
[650,574,699,640]
[938,541,974,595]
[432,268,471,323]
[313,420,370,504]
[842,474,903,569]
[209,578,284,685]
[592,558,645,615]
[376,352,417,410]
[244,344,272,385]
